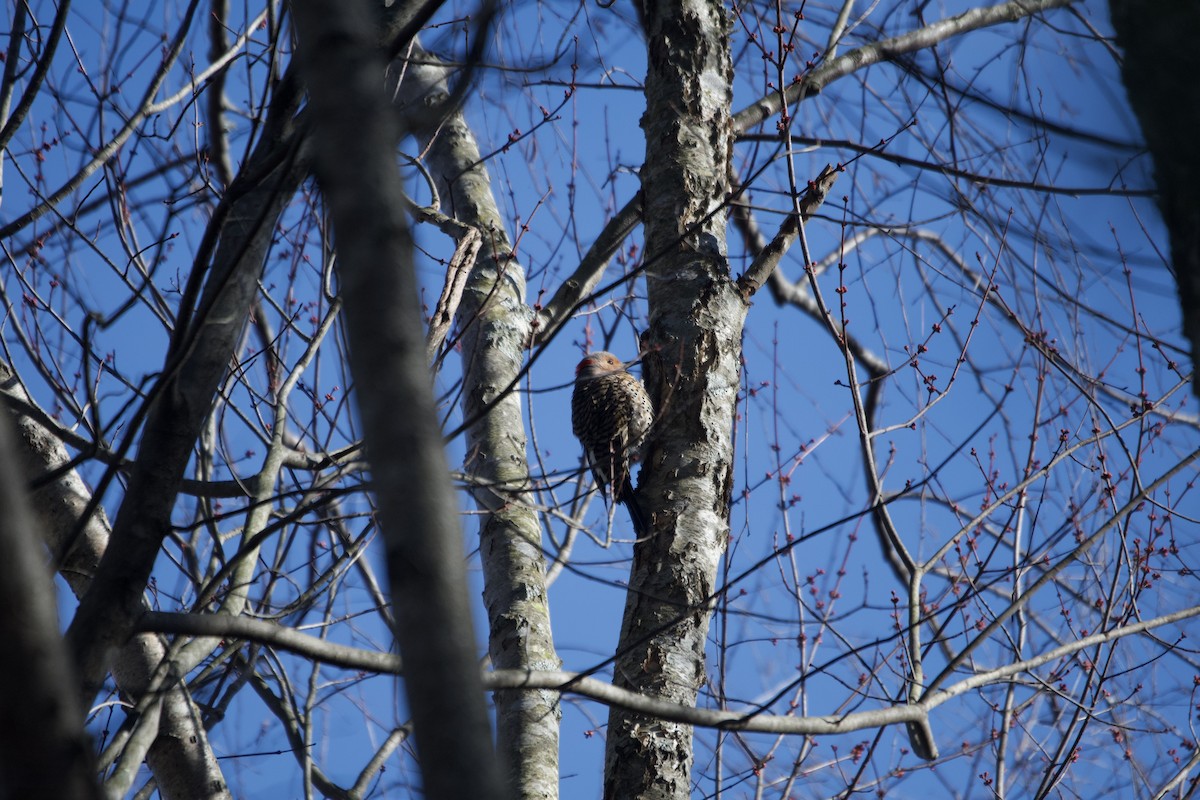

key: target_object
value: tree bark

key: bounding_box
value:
[1,360,230,799]
[292,4,508,799]
[603,1,743,797]
[1109,0,1200,395]
[0,414,99,800]
[394,51,562,800]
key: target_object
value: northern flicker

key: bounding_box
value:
[571,351,653,537]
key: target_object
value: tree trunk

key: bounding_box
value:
[1109,0,1200,395]
[1,359,230,799]
[603,1,743,797]
[64,58,309,716]
[0,415,99,800]
[394,50,562,800]
[292,3,509,798]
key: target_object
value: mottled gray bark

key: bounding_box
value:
[1109,0,1200,395]
[1,361,230,799]
[603,1,742,797]
[394,51,562,800]
[292,4,508,799]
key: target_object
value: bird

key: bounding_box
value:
[571,351,654,538]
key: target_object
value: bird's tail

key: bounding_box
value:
[617,477,650,539]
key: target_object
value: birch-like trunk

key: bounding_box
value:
[604,1,743,797]
[394,52,562,800]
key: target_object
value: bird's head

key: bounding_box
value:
[575,351,625,380]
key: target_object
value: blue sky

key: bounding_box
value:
[3,0,1198,797]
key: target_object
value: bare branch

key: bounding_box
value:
[142,603,1200,740]
[733,0,1077,133]
[293,4,507,799]
[531,191,644,346]
[426,225,481,360]
[736,163,839,298]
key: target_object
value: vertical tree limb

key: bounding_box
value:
[394,51,562,800]
[0,414,99,799]
[604,1,744,797]
[291,4,507,799]
[65,66,309,710]
[1110,0,1200,394]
